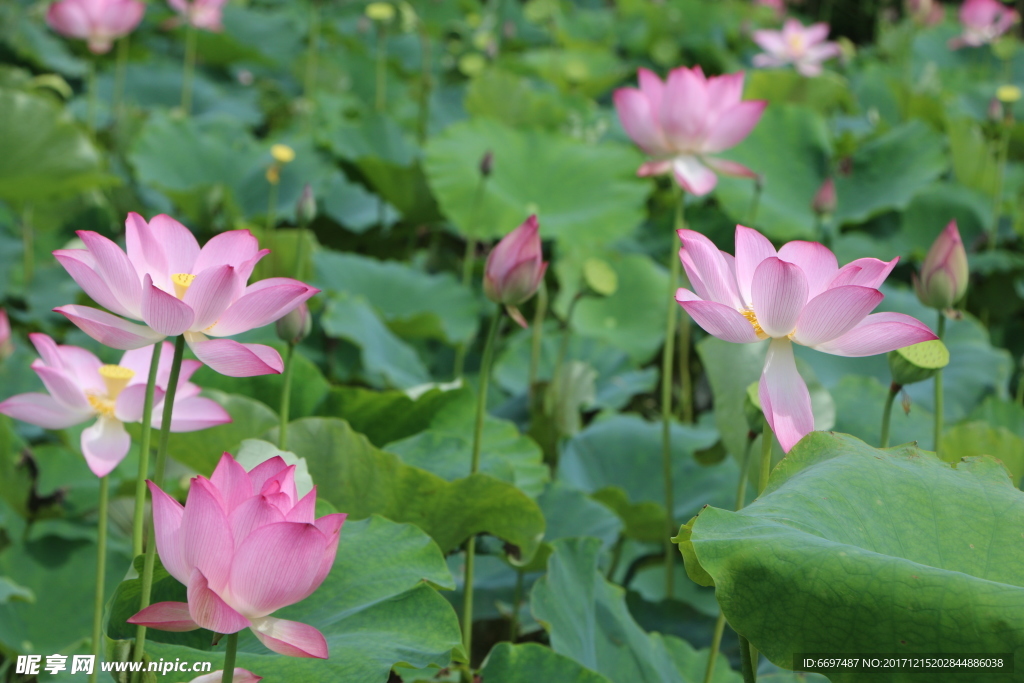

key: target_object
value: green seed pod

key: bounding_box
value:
[888,339,949,386]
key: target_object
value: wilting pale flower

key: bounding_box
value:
[128,453,346,659]
[484,215,548,328]
[167,0,228,31]
[949,0,1019,48]
[614,66,767,195]
[675,226,937,451]
[185,669,261,683]
[752,19,841,77]
[46,0,145,54]
[0,309,12,360]
[913,221,969,309]
[53,213,318,377]
[0,336,230,477]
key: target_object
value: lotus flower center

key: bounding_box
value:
[741,308,769,339]
[787,34,806,55]
[172,273,196,299]
[88,365,135,417]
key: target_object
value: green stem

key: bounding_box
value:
[266,181,279,234]
[22,205,34,287]
[661,196,684,598]
[747,179,763,228]
[416,28,432,143]
[739,635,757,683]
[90,475,109,683]
[132,335,186,676]
[181,23,198,114]
[279,342,296,449]
[375,25,388,112]
[990,119,1011,251]
[934,314,946,453]
[553,293,582,379]
[461,312,503,661]
[113,35,130,127]
[303,1,321,103]
[704,614,727,683]
[131,344,162,557]
[452,238,478,380]
[676,194,693,424]
[880,382,899,449]
[508,569,523,642]
[86,58,97,132]
[220,632,239,683]
[527,280,548,406]
[758,417,773,495]
[1017,370,1024,406]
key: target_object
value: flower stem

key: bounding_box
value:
[675,198,693,424]
[527,281,548,406]
[22,205,34,286]
[739,635,757,683]
[113,35,130,128]
[934,314,946,454]
[131,343,162,557]
[416,28,432,143]
[90,475,109,683]
[452,174,489,380]
[180,23,198,115]
[220,632,239,683]
[661,196,684,598]
[132,335,186,675]
[990,116,1012,252]
[758,417,774,495]
[303,1,321,111]
[508,568,523,642]
[461,312,503,662]
[880,382,899,449]
[279,342,296,449]
[87,58,98,133]
[375,24,388,112]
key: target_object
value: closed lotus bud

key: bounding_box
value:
[276,302,312,344]
[913,221,969,309]
[0,309,11,360]
[811,177,837,215]
[483,215,547,307]
[297,183,317,224]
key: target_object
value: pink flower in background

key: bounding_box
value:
[614,66,767,195]
[811,177,837,215]
[950,0,1019,48]
[53,213,318,377]
[0,309,12,359]
[187,670,261,683]
[914,221,969,309]
[675,226,937,451]
[906,0,945,26]
[128,453,346,659]
[752,19,841,77]
[484,215,548,328]
[167,0,228,32]
[754,0,785,16]
[0,337,230,477]
[46,0,145,54]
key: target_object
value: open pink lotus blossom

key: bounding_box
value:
[0,336,230,477]
[752,19,841,77]
[484,215,548,328]
[675,226,937,451]
[46,0,145,54]
[0,309,12,359]
[53,213,318,377]
[128,453,345,659]
[614,66,767,196]
[950,0,1019,48]
[186,669,261,683]
[168,0,228,31]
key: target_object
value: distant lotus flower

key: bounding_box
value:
[0,336,230,477]
[913,221,969,310]
[128,453,346,659]
[186,669,261,683]
[614,66,767,195]
[752,19,841,77]
[754,0,785,16]
[484,215,548,327]
[0,309,12,360]
[675,226,937,451]
[906,0,944,26]
[46,0,145,54]
[53,213,319,377]
[949,0,1019,48]
[811,177,837,215]
[167,0,228,32]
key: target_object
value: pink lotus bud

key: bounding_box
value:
[811,177,837,215]
[188,670,262,683]
[483,215,547,308]
[0,309,11,360]
[913,221,969,309]
[276,302,311,344]
[296,184,317,224]
[46,0,146,54]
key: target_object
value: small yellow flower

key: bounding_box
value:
[365,2,395,22]
[271,144,296,164]
[997,84,1022,103]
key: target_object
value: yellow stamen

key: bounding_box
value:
[787,34,806,54]
[742,308,768,339]
[99,364,135,399]
[172,273,196,299]
[88,395,117,418]
[270,144,295,164]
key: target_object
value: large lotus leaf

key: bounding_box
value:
[314,384,463,447]
[833,121,948,226]
[713,105,831,241]
[272,417,545,562]
[423,117,648,250]
[320,172,400,233]
[743,69,854,113]
[968,396,1024,434]
[108,516,462,682]
[679,432,1024,682]
[464,68,571,130]
[386,388,549,498]
[947,116,1000,197]
[940,421,1024,486]
[0,87,108,205]
[480,642,612,683]
[894,182,990,258]
[314,250,480,344]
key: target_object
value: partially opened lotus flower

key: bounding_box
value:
[913,221,969,309]
[614,66,767,195]
[46,0,145,54]
[752,19,841,77]
[950,0,1019,48]
[0,336,230,477]
[167,0,228,32]
[54,213,319,377]
[484,215,548,327]
[675,226,937,451]
[128,453,346,659]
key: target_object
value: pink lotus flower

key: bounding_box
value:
[128,453,346,659]
[614,66,767,196]
[913,221,969,309]
[167,0,228,32]
[0,336,230,477]
[0,309,12,360]
[186,670,261,683]
[46,0,145,54]
[907,0,945,26]
[675,226,937,451]
[484,215,548,327]
[811,177,837,215]
[53,213,318,377]
[950,0,1019,48]
[752,19,841,77]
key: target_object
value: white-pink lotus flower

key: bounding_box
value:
[752,19,841,77]
[128,453,346,659]
[0,336,230,477]
[614,66,767,196]
[950,0,1019,48]
[675,226,937,451]
[53,213,318,377]
[46,0,145,54]
[167,0,228,31]
[186,669,261,683]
